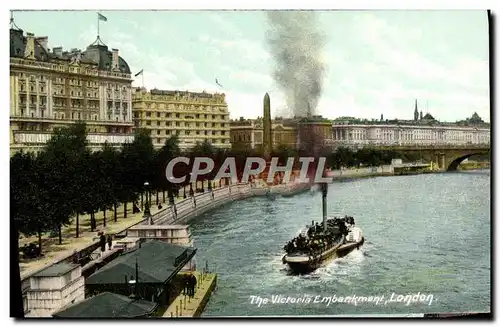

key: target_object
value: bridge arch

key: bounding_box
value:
[447,152,489,171]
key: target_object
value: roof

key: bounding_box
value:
[33,263,79,278]
[10,28,131,74]
[86,240,196,285]
[53,292,158,318]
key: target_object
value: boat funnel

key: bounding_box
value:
[321,183,328,232]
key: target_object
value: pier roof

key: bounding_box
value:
[53,292,158,318]
[85,240,196,285]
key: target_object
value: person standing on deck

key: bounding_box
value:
[190,274,197,297]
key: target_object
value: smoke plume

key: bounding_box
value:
[266,11,326,118]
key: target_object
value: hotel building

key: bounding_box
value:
[132,88,231,150]
[9,25,134,155]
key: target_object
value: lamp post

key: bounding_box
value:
[143,181,151,218]
[167,177,175,205]
[128,279,137,299]
[189,173,194,197]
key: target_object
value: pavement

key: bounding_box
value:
[19,203,161,278]
[18,182,222,278]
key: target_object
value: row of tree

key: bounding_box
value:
[11,122,412,255]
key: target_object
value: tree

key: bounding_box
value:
[9,152,28,317]
[190,140,216,190]
[100,143,120,224]
[272,144,297,166]
[43,122,89,240]
[120,129,155,216]
[155,136,181,204]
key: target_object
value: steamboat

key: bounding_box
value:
[282,183,365,274]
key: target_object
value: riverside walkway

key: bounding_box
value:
[18,186,201,278]
[19,205,159,279]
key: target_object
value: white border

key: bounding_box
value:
[2,1,496,326]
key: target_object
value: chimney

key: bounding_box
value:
[35,36,48,51]
[24,32,35,59]
[111,48,119,71]
[53,47,63,57]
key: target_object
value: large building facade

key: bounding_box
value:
[132,88,231,150]
[9,26,134,155]
[331,123,490,147]
[331,110,490,148]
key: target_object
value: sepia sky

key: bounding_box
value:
[12,10,489,122]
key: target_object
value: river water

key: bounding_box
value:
[189,170,491,316]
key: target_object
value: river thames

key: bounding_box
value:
[189,170,491,316]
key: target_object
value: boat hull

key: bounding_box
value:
[283,237,365,274]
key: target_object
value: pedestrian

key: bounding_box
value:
[190,274,197,297]
[107,235,112,250]
[186,274,193,297]
[99,234,106,252]
[183,274,190,295]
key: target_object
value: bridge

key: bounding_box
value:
[377,144,490,171]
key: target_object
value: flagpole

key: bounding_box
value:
[142,71,144,89]
[97,13,100,37]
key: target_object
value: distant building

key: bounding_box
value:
[9,21,134,155]
[230,117,297,151]
[331,104,490,148]
[132,88,231,150]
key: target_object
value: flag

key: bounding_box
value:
[98,13,108,22]
[215,78,223,88]
[135,69,144,77]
